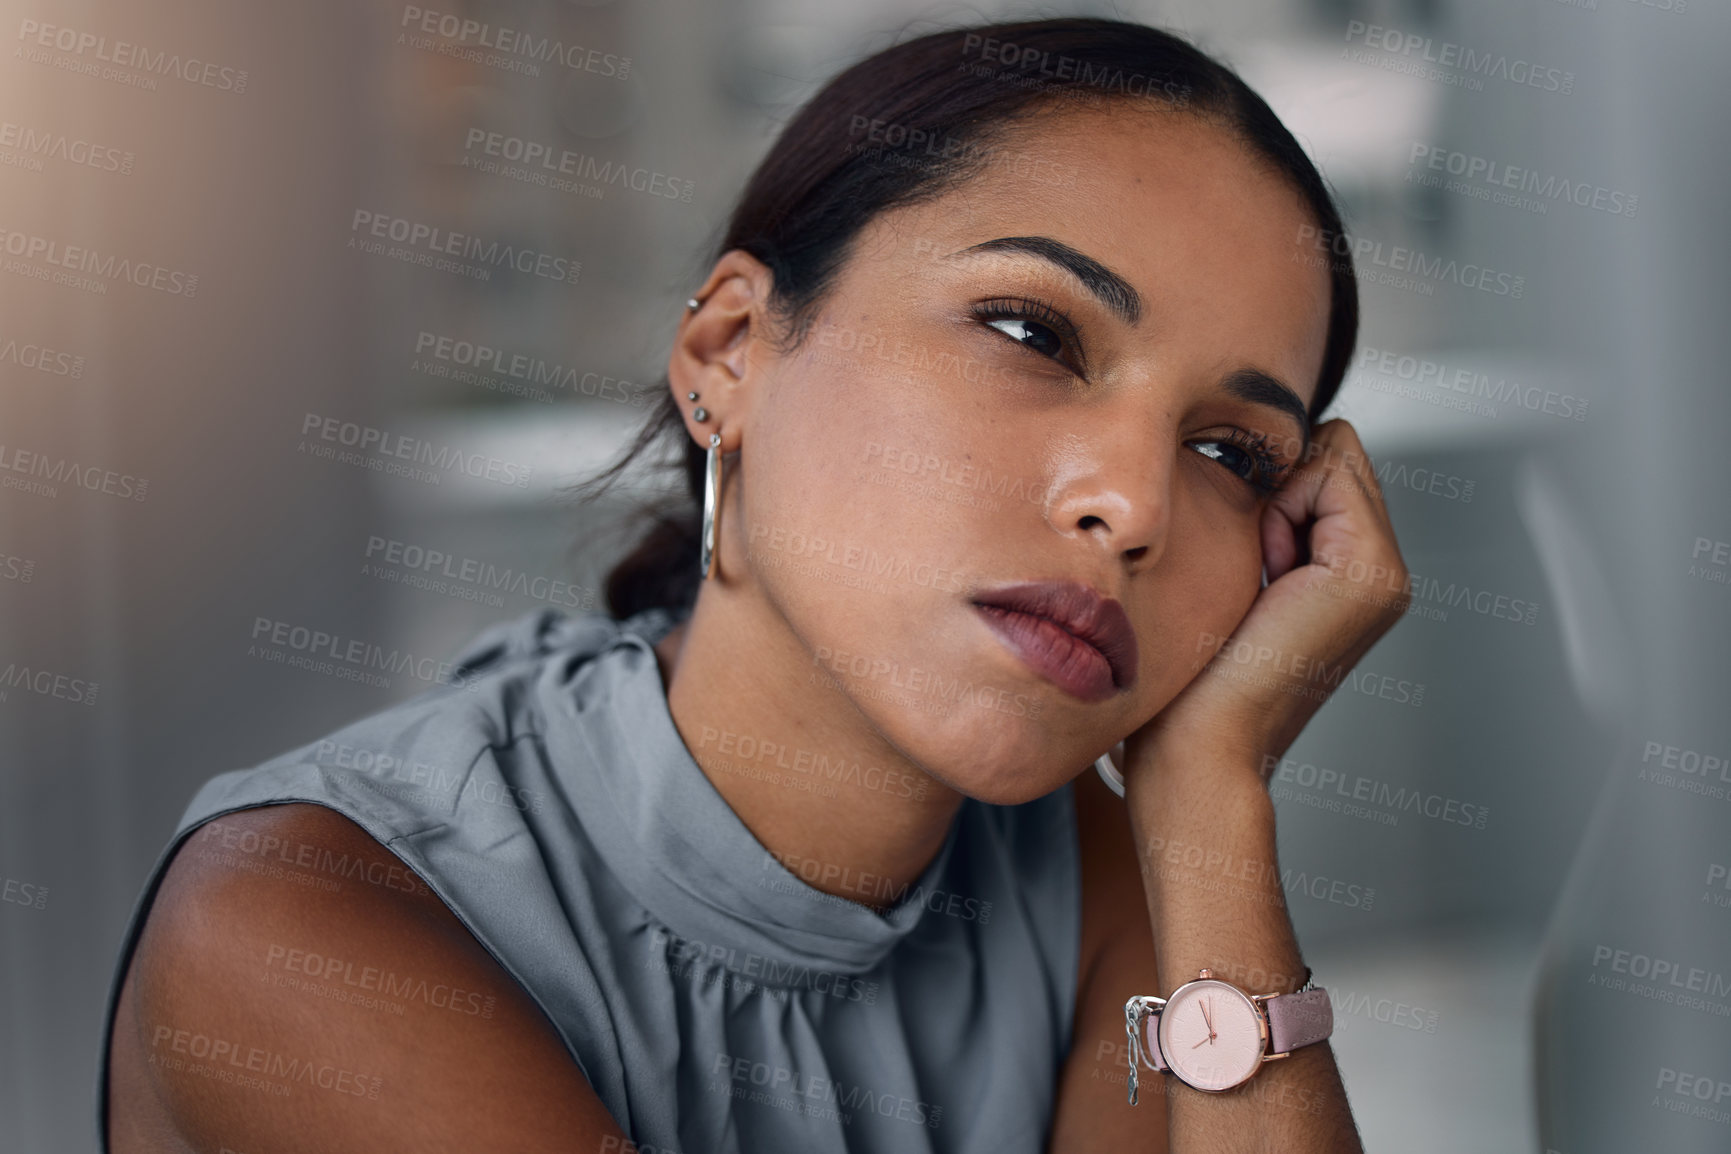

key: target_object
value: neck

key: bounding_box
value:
[654,589,965,912]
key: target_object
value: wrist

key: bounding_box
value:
[1123,727,1274,807]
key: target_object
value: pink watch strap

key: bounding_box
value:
[1266,987,1333,1054]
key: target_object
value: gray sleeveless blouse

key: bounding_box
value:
[98,608,1081,1153]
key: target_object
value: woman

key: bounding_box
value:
[100,17,1408,1153]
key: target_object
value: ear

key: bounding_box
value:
[668,250,776,455]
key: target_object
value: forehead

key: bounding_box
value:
[858,102,1333,411]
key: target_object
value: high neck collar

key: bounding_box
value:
[535,614,963,977]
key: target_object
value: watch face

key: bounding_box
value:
[1153,979,1265,1091]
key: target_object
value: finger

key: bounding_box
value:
[1274,423,1405,588]
[1309,419,1398,536]
[1260,498,1302,583]
[1262,430,1335,555]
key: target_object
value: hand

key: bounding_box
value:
[1126,419,1412,783]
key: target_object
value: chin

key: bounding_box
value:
[894,711,1085,807]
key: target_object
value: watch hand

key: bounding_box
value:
[1199,1000,1213,1032]
[1192,1035,1211,1049]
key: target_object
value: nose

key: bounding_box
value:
[1042,431,1174,572]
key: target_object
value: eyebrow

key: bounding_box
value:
[948,235,1143,327]
[1221,367,1312,457]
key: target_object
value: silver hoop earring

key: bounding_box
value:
[1095,746,1125,798]
[700,433,722,579]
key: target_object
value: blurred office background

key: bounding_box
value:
[2,0,1727,1150]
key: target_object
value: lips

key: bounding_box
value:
[970,580,1138,702]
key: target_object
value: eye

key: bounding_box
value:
[971,296,1085,376]
[1190,430,1291,497]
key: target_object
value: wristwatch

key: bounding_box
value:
[1122,969,1333,1101]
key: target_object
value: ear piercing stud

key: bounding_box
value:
[685,298,708,421]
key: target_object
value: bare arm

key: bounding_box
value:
[1049,419,1409,1153]
[1126,750,1360,1153]
[106,803,636,1154]
[1047,762,1169,1152]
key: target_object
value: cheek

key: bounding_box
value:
[735,370,977,646]
[1142,509,1266,691]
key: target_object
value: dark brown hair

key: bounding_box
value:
[579,16,1358,620]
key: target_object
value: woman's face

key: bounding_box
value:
[710,104,1331,806]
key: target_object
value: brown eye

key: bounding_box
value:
[970,296,1086,377]
[983,316,1065,361]
[1189,432,1290,497]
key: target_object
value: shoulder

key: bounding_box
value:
[105,802,628,1152]
[199,608,664,825]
